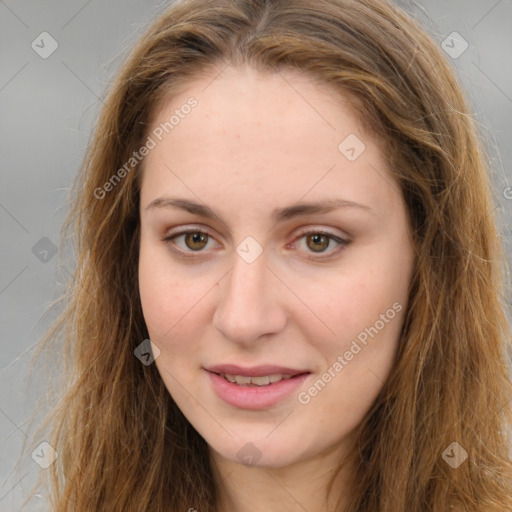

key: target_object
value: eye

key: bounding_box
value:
[289,229,349,260]
[161,227,350,260]
[162,229,217,257]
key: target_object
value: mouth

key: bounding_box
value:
[205,368,312,409]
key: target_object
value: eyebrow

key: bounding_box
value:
[144,197,375,223]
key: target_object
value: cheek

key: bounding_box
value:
[138,241,185,341]
[307,250,408,374]
[138,241,215,362]
[303,284,404,436]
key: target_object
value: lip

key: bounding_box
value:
[204,364,309,377]
[205,369,311,410]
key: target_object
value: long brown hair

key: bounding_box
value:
[22,0,512,510]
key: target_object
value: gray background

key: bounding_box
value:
[1,1,511,510]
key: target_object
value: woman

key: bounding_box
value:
[25,0,512,510]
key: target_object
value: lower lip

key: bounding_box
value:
[206,370,310,410]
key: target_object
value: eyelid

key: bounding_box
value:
[163,225,220,244]
[292,225,349,243]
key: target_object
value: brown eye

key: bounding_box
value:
[305,233,330,252]
[183,232,209,251]
[162,230,216,258]
[292,229,349,260]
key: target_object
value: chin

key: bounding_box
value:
[208,434,307,470]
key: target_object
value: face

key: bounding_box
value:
[138,64,415,470]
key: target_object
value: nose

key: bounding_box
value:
[212,249,287,346]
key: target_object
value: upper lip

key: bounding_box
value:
[205,364,310,377]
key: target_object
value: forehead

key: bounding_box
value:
[140,65,399,220]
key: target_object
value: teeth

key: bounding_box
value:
[221,373,294,386]
[251,375,270,385]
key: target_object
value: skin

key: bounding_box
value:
[138,64,415,512]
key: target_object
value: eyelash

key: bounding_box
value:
[160,227,350,261]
